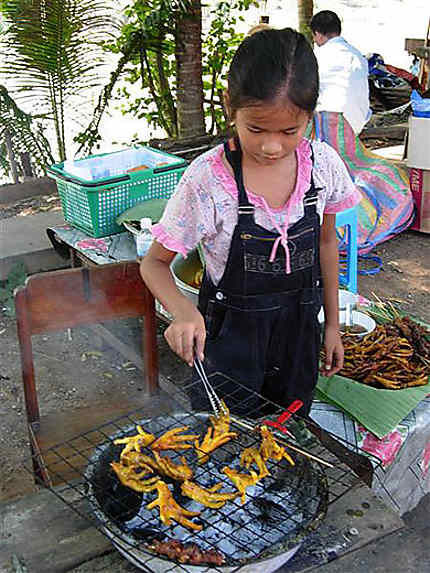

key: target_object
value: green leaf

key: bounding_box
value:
[116,198,168,225]
[0,0,118,159]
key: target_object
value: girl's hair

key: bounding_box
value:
[227,28,319,117]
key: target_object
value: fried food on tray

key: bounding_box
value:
[153,452,194,481]
[191,268,204,289]
[338,323,430,389]
[240,447,270,479]
[151,426,200,452]
[391,316,430,360]
[120,451,158,469]
[181,479,238,509]
[147,480,202,531]
[110,410,291,531]
[195,404,237,464]
[120,450,193,481]
[222,467,260,504]
[110,462,159,493]
[150,539,225,566]
[195,428,237,464]
[210,401,232,437]
[114,425,155,457]
[259,425,295,466]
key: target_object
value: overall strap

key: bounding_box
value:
[304,143,322,286]
[223,139,255,218]
[303,143,321,216]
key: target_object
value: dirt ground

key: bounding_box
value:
[0,228,428,503]
[0,314,190,501]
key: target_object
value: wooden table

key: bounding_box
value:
[46,225,168,372]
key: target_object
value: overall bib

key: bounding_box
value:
[197,140,322,417]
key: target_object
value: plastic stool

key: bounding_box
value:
[336,207,358,293]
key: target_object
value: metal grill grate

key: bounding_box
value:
[27,373,380,572]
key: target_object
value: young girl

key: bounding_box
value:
[140,27,361,416]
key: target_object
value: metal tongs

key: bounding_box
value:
[193,356,228,418]
[193,356,334,468]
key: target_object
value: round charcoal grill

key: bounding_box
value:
[85,412,328,572]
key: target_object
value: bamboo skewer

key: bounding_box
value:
[230,416,334,469]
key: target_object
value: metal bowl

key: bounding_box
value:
[85,412,328,572]
[171,249,201,307]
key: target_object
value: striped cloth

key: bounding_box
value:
[309,111,414,253]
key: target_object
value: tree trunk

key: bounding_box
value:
[175,0,206,139]
[5,129,20,184]
[297,0,314,44]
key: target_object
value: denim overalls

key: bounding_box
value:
[197,139,322,417]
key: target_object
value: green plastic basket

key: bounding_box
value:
[47,146,187,237]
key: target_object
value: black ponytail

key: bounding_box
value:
[227,28,319,117]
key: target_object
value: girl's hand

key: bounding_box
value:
[164,307,206,367]
[320,325,344,377]
[140,242,206,367]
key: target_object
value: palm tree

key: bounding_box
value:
[0,0,117,160]
[175,0,205,139]
[297,0,313,44]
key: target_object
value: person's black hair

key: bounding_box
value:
[227,28,319,116]
[310,10,342,37]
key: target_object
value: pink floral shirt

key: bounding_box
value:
[153,138,361,284]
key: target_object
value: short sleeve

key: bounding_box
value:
[151,155,218,257]
[314,142,362,214]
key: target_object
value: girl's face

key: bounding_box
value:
[232,101,310,167]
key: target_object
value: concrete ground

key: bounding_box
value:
[310,493,430,573]
[67,494,430,573]
[0,210,67,280]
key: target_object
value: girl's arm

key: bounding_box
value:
[319,213,344,376]
[140,241,206,366]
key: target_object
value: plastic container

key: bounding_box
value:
[407,116,430,170]
[135,218,153,257]
[318,290,359,323]
[339,289,359,308]
[47,146,187,237]
[410,90,430,118]
[339,310,376,337]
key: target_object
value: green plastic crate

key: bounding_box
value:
[47,146,187,237]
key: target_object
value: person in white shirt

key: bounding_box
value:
[310,10,371,134]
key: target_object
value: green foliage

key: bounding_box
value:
[202,0,257,133]
[0,261,27,317]
[0,84,54,179]
[297,0,314,44]
[76,0,181,153]
[0,0,118,160]
[76,0,261,152]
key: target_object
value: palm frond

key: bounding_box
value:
[0,0,118,158]
[0,84,54,179]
